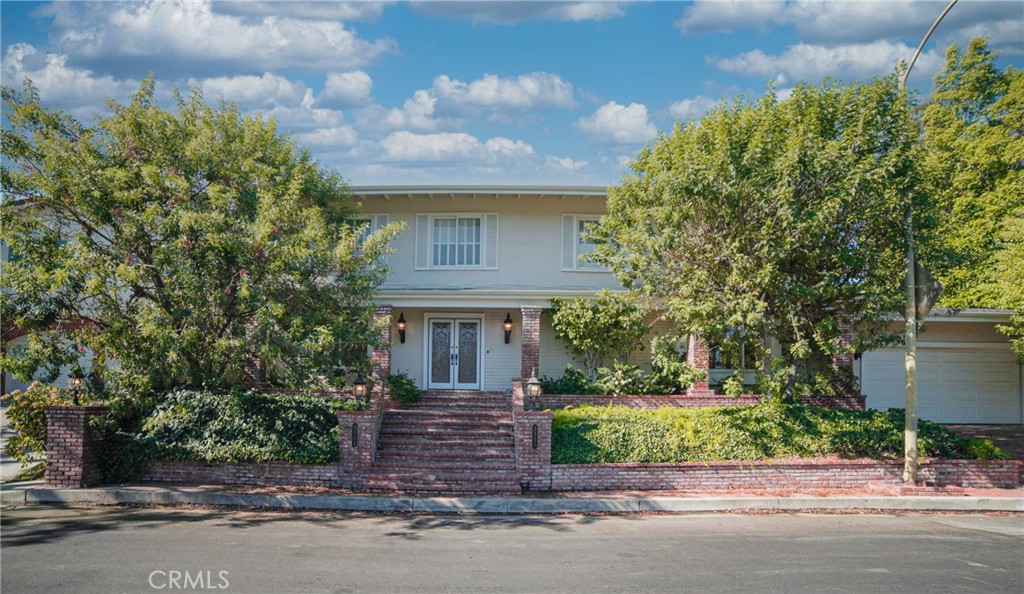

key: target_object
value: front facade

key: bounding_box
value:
[354,185,627,392]
[354,185,1023,424]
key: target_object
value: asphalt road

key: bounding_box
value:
[2,506,1022,593]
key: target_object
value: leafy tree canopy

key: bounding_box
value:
[1,77,401,395]
[592,74,917,397]
[916,37,1022,353]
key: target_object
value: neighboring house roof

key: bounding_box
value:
[926,308,1014,323]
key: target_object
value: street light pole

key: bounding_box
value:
[900,0,957,484]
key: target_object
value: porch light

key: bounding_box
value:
[70,367,85,406]
[526,368,542,398]
[352,372,368,409]
[396,312,407,344]
[503,312,513,344]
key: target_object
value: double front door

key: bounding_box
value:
[427,317,482,390]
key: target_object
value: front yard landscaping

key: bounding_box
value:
[140,389,357,464]
[551,401,1005,465]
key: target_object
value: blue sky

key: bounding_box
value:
[2,1,1021,186]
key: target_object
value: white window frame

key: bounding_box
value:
[350,214,388,244]
[562,214,606,272]
[415,213,498,271]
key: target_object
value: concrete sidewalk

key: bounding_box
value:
[2,481,1021,513]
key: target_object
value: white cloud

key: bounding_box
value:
[50,0,397,76]
[676,0,785,34]
[576,101,657,145]
[676,0,1022,55]
[546,156,589,171]
[216,1,393,22]
[1,43,139,114]
[380,131,534,162]
[708,41,944,83]
[189,72,307,107]
[294,125,359,148]
[432,72,577,110]
[321,71,374,107]
[382,90,442,131]
[668,95,719,121]
[410,1,627,24]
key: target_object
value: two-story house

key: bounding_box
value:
[352,185,1022,425]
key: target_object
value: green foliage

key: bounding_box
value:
[2,381,74,464]
[140,388,356,464]
[549,291,649,378]
[647,335,699,394]
[540,362,693,396]
[551,402,1000,464]
[918,38,1023,319]
[593,75,916,398]
[388,370,421,407]
[540,365,599,395]
[1,77,402,395]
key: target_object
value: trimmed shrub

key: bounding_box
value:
[551,401,1003,464]
[141,389,356,464]
[388,370,421,407]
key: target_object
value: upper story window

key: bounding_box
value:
[350,214,389,244]
[561,214,605,272]
[415,213,498,270]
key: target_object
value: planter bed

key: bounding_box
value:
[529,393,865,411]
[548,458,1023,492]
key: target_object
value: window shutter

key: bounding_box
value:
[373,214,388,231]
[561,214,576,270]
[415,214,430,269]
[484,213,498,269]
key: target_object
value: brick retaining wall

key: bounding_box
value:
[528,393,866,411]
[140,460,341,487]
[548,459,1022,492]
[44,405,109,488]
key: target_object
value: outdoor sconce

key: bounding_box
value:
[352,372,368,410]
[526,367,542,399]
[503,312,513,344]
[396,312,407,344]
[70,368,85,406]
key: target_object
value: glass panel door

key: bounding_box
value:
[455,321,480,389]
[429,320,452,388]
[426,317,482,390]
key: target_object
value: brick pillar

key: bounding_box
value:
[832,316,855,374]
[336,386,384,487]
[685,333,715,397]
[371,305,393,388]
[44,405,109,488]
[514,411,552,491]
[520,306,543,380]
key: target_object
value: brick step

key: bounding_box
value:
[410,402,511,410]
[371,465,518,479]
[411,398,509,406]
[384,410,513,421]
[376,447,515,461]
[378,437,514,450]
[379,426,514,438]
[374,455,515,469]
[364,481,521,496]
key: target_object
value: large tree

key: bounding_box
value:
[591,75,917,397]
[1,78,400,394]
[916,37,1023,352]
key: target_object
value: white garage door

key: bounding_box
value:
[861,347,1022,424]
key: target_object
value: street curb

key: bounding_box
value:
[1,486,1021,513]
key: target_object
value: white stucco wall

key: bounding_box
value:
[358,194,620,292]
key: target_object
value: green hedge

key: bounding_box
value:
[142,389,356,464]
[551,402,1004,464]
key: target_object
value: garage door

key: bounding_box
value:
[861,347,1022,424]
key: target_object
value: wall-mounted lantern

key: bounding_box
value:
[396,312,407,344]
[70,366,85,406]
[352,372,368,410]
[526,367,542,398]
[503,312,514,344]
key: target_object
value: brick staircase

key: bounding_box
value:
[365,390,521,495]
